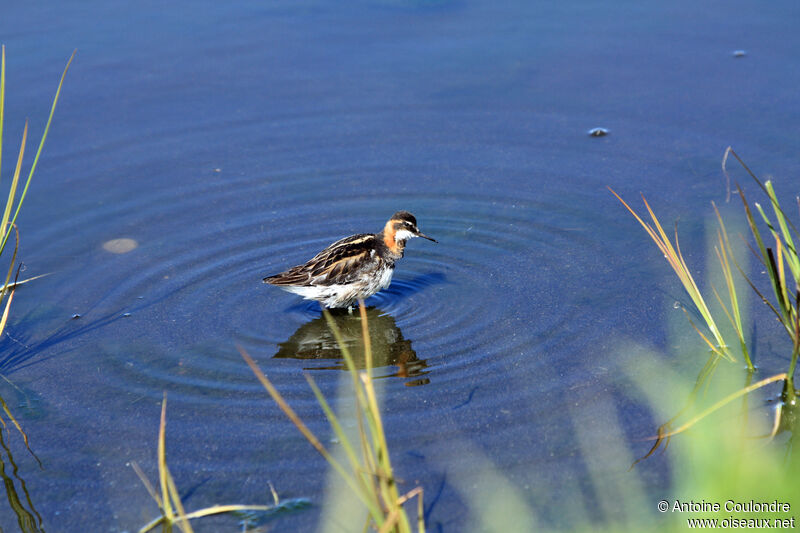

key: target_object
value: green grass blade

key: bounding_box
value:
[754,202,779,244]
[737,185,771,268]
[0,45,5,184]
[358,300,373,371]
[321,309,374,432]
[765,180,800,283]
[766,245,793,325]
[730,252,789,334]
[711,208,750,368]
[0,121,26,258]
[322,310,361,377]
[787,316,800,397]
[655,373,787,438]
[723,146,800,241]
[320,310,379,483]
[611,188,732,360]
[0,49,75,254]
[737,185,793,324]
[165,467,194,533]
[710,281,745,359]
[0,224,19,310]
[238,345,384,522]
[158,393,173,521]
[417,487,425,533]
[304,373,370,494]
[0,271,15,337]
[673,227,729,356]
[131,461,163,508]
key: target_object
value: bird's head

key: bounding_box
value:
[382,211,436,253]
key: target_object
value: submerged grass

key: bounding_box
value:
[240,300,424,533]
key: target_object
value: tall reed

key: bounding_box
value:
[241,300,424,532]
[0,46,74,447]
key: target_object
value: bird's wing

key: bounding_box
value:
[264,234,377,286]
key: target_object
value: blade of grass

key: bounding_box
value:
[322,308,383,498]
[417,487,425,533]
[357,301,410,531]
[712,202,751,368]
[0,225,20,307]
[0,45,5,183]
[766,246,793,327]
[138,404,285,533]
[680,307,726,358]
[738,185,773,270]
[359,299,373,371]
[729,247,786,329]
[0,273,15,337]
[765,180,800,281]
[723,146,800,241]
[239,345,385,523]
[0,50,75,255]
[775,238,791,319]
[157,393,173,522]
[737,183,800,344]
[738,184,798,334]
[131,461,162,508]
[610,187,733,360]
[243,305,420,531]
[304,373,375,500]
[139,504,285,533]
[0,121,27,257]
[165,465,194,533]
[673,226,731,359]
[652,373,787,439]
[304,373,362,471]
[4,272,51,290]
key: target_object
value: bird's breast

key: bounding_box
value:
[376,264,395,290]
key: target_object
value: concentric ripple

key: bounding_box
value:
[25,109,620,406]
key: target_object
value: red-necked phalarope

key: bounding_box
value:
[264,211,436,309]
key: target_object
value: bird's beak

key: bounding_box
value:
[416,230,437,243]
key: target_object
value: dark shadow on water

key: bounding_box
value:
[180,476,212,503]
[274,306,430,385]
[0,308,131,375]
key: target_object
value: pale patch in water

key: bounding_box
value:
[103,238,138,254]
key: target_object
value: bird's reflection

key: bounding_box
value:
[274,307,430,386]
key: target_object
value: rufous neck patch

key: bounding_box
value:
[383,220,402,254]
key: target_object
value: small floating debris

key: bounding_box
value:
[587,127,609,137]
[71,313,81,320]
[732,50,747,58]
[103,238,138,254]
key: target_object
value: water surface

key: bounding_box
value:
[0,1,799,530]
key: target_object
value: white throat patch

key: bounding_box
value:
[394,229,416,242]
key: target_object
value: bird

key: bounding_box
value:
[264,211,436,309]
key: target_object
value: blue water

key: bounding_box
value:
[0,1,799,531]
